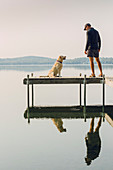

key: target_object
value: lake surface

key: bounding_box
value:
[0,64,113,170]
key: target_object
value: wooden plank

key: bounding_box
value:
[102,75,105,112]
[23,76,103,85]
[105,113,113,127]
[31,73,34,107]
[27,75,30,108]
[105,77,113,88]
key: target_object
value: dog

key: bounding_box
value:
[40,55,66,77]
[52,118,67,133]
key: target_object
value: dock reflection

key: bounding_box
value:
[24,105,113,125]
[23,106,113,166]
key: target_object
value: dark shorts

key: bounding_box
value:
[87,49,99,58]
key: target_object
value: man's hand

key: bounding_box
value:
[84,51,87,54]
[98,49,100,52]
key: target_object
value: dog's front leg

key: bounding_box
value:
[50,72,55,78]
[58,70,61,77]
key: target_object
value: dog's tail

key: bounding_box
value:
[39,75,49,77]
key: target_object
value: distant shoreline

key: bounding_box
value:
[0,56,113,65]
[1,63,113,66]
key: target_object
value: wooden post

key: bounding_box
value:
[31,73,34,107]
[84,74,86,122]
[79,73,82,107]
[102,75,105,112]
[27,74,30,124]
[102,75,105,117]
[27,108,30,124]
[27,75,30,108]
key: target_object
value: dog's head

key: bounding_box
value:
[58,55,66,62]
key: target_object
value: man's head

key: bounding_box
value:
[85,157,92,166]
[84,23,91,31]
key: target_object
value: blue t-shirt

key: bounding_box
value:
[85,28,101,51]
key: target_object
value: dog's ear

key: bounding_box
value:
[58,56,64,62]
[59,56,63,60]
[58,56,61,61]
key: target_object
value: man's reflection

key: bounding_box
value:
[85,117,102,166]
[52,118,66,133]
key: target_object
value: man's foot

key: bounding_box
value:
[98,74,103,77]
[89,74,96,77]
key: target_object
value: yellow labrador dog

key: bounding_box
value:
[40,55,66,77]
[52,118,66,133]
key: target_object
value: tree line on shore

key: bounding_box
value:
[0,56,113,65]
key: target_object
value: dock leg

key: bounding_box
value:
[27,75,30,123]
[27,108,30,124]
[102,75,105,121]
[27,75,30,108]
[84,74,86,122]
[31,73,34,107]
[79,73,82,107]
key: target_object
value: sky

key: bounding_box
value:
[0,0,113,59]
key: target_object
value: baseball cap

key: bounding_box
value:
[84,23,91,30]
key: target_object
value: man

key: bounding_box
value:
[84,23,103,77]
[85,117,102,166]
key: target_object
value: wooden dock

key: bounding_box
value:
[23,76,103,84]
[105,112,113,127]
[23,74,105,116]
[23,74,113,127]
[24,105,113,119]
[23,75,113,86]
[105,77,113,88]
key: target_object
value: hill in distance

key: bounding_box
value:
[0,56,113,65]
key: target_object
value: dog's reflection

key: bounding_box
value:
[52,118,66,133]
[85,117,102,166]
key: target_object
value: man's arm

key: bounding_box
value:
[85,31,90,52]
[98,32,101,51]
[85,137,89,147]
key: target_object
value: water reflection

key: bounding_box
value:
[1,64,113,72]
[85,117,102,166]
[52,119,67,133]
[24,106,106,121]
[0,65,52,72]
[105,112,113,127]
[23,106,113,167]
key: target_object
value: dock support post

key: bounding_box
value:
[79,73,82,107]
[27,108,30,124]
[27,75,30,123]
[84,74,86,122]
[31,73,34,107]
[102,75,105,120]
[27,75,30,108]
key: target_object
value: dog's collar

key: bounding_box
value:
[57,60,62,64]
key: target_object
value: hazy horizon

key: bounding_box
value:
[1,55,113,60]
[1,54,113,60]
[0,0,113,59]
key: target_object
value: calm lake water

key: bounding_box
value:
[0,64,113,170]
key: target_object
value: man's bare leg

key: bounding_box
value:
[89,118,94,133]
[95,57,103,76]
[89,57,95,76]
[95,117,102,132]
